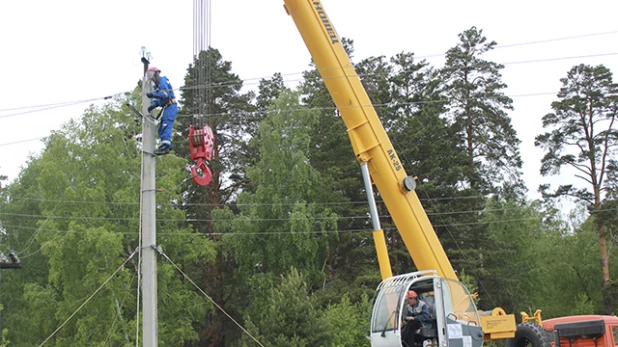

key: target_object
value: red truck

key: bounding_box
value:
[507,315,618,347]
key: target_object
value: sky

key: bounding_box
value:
[1,0,617,208]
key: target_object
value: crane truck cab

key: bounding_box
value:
[371,271,485,347]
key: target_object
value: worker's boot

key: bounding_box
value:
[154,145,171,156]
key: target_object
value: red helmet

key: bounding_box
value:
[146,66,161,81]
[406,290,418,299]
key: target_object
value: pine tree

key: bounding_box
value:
[535,63,618,314]
[438,27,525,286]
[441,26,524,197]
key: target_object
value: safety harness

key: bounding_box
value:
[155,98,177,120]
[164,98,177,107]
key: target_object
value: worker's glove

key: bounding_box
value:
[148,105,156,113]
[146,92,154,98]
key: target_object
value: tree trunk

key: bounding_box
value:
[597,225,612,314]
[594,183,612,315]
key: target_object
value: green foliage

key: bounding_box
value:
[320,293,372,347]
[527,213,606,318]
[1,328,9,347]
[233,269,372,347]
[224,88,338,285]
[235,268,328,347]
[479,199,547,313]
[572,292,596,315]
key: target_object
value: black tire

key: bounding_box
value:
[505,322,552,347]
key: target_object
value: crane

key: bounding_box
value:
[282,1,518,346]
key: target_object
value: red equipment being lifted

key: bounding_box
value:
[189,124,214,186]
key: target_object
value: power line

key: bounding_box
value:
[0,137,45,147]
[0,211,366,222]
[0,201,596,226]
[502,52,618,65]
[2,31,616,121]
[0,48,612,123]
[0,210,563,238]
[2,194,499,206]
[178,29,618,90]
[3,224,377,236]
[173,90,558,119]
[0,96,117,119]
[173,52,618,94]
[0,89,559,147]
[0,202,549,222]
[493,30,618,49]
[0,99,105,113]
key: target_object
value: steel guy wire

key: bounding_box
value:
[18,230,69,260]
[158,249,266,347]
[38,247,139,347]
[104,272,136,347]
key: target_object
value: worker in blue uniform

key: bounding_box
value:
[145,66,177,156]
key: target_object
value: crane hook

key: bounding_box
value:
[189,124,215,187]
[190,158,213,186]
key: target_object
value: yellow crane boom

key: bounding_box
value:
[283,0,518,344]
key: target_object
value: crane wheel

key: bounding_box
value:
[505,322,551,347]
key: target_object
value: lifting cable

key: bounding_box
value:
[188,0,214,187]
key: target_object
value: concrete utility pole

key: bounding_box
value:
[140,56,158,346]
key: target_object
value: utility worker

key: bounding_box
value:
[402,290,432,347]
[145,66,177,156]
